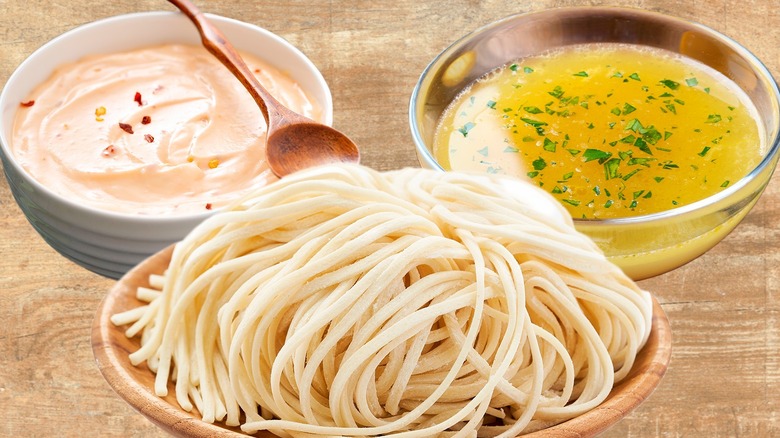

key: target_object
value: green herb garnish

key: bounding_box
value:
[524,106,543,114]
[660,79,680,90]
[521,117,547,127]
[583,149,612,163]
[604,158,621,179]
[458,122,475,137]
[548,86,565,99]
[532,157,547,170]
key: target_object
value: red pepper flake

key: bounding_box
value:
[141,115,152,125]
[119,122,134,134]
[102,145,117,157]
[205,203,213,210]
[144,134,154,143]
[20,100,35,107]
[134,91,143,106]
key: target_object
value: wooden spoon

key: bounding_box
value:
[168,0,359,177]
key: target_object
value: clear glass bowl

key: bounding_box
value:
[409,6,780,280]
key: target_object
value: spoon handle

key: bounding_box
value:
[168,0,281,124]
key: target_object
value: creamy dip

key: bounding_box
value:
[12,44,322,215]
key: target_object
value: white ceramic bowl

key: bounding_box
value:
[0,11,333,279]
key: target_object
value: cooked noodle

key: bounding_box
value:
[112,164,653,437]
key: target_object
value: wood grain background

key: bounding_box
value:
[1,0,779,436]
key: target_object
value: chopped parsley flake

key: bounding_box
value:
[583,149,612,163]
[524,106,543,114]
[548,86,565,99]
[532,157,547,171]
[604,158,621,179]
[458,122,475,137]
[622,169,642,181]
[660,79,680,90]
[521,117,547,127]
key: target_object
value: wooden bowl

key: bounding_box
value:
[92,245,673,437]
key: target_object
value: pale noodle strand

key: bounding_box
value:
[113,164,653,437]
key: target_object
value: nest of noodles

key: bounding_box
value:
[112,164,653,437]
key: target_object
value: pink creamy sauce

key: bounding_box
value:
[12,44,322,215]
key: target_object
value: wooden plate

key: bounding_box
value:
[92,245,672,437]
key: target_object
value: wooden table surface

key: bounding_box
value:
[2,0,779,436]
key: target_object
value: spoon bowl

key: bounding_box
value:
[169,0,359,177]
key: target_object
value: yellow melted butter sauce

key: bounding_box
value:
[435,44,763,219]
